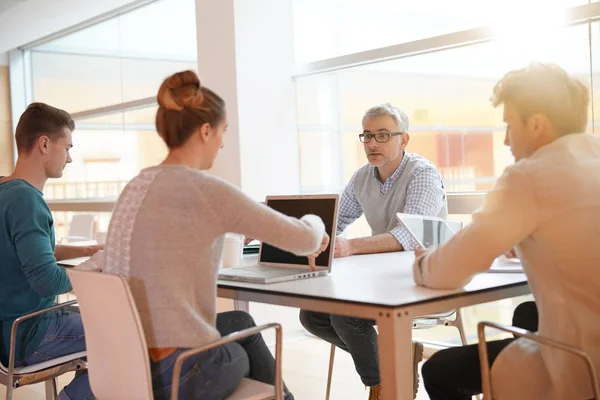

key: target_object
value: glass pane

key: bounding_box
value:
[35,0,197,60]
[299,130,343,192]
[296,23,592,193]
[45,129,167,200]
[31,0,197,112]
[32,51,196,112]
[293,0,589,62]
[75,106,158,127]
[32,51,123,112]
[52,211,113,243]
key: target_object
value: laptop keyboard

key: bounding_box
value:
[222,265,312,278]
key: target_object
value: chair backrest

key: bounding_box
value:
[447,219,464,233]
[68,215,95,239]
[67,269,154,400]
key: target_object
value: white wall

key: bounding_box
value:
[234,0,300,199]
[196,0,304,333]
[196,0,300,199]
[0,52,7,66]
[0,0,145,53]
[195,0,242,187]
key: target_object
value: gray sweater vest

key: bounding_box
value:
[353,153,448,236]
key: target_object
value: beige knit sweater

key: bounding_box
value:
[414,134,600,400]
[104,165,324,348]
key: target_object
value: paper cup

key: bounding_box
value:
[222,233,243,268]
[95,232,107,245]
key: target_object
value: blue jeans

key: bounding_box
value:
[16,306,92,400]
[21,309,292,400]
[151,311,294,400]
[299,310,379,386]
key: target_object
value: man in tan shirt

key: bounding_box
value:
[415,63,600,400]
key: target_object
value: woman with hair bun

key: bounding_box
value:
[99,70,327,399]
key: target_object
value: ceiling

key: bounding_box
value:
[0,0,28,14]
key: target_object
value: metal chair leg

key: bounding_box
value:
[325,344,336,400]
[6,381,14,400]
[44,378,57,400]
[233,300,250,313]
[454,308,468,346]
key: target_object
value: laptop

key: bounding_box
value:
[396,213,523,273]
[218,194,339,284]
[57,257,91,267]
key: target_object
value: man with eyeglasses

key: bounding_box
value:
[300,103,446,400]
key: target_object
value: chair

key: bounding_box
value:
[66,268,282,399]
[478,321,600,399]
[59,214,95,243]
[324,220,469,400]
[0,300,88,400]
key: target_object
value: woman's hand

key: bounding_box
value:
[307,233,330,271]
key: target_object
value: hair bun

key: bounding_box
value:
[157,70,204,111]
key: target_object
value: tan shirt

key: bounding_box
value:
[414,133,600,399]
[104,165,325,349]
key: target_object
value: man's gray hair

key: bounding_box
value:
[362,103,410,133]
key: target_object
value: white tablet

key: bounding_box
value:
[397,213,524,273]
[396,213,460,249]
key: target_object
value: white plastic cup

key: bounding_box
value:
[95,232,107,245]
[222,233,243,268]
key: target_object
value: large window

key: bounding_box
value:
[11,0,196,237]
[295,7,599,200]
[292,2,600,345]
[292,0,591,63]
[25,0,196,204]
[31,0,197,112]
[9,0,600,347]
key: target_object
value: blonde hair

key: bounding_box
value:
[491,63,589,136]
[156,70,226,148]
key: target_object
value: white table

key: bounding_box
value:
[219,251,529,400]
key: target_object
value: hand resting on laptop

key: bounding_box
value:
[308,233,330,271]
[241,232,330,271]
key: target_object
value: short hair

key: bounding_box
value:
[491,63,589,135]
[156,70,226,149]
[362,103,410,133]
[15,103,75,153]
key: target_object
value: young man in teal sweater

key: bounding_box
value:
[0,103,101,399]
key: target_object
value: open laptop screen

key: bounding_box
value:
[260,196,337,268]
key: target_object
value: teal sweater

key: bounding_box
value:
[0,179,72,365]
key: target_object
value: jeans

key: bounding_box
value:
[16,306,92,400]
[299,310,380,386]
[43,310,292,400]
[422,301,539,400]
[151,311,294,400]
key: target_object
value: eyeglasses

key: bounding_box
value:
[359,132,403,143]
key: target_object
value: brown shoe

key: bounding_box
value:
[368,384,382,400]
[368,341,423,400]
[412,341,424,398]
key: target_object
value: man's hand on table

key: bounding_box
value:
[333,237,353,258]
